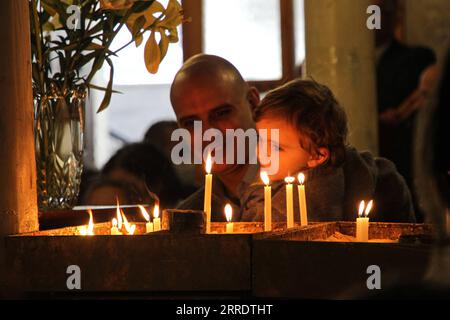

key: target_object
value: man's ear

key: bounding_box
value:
[307,147,330,168]
[247,86,260,112]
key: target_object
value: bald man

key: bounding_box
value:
[170,54,260,221]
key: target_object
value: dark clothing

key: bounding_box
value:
[240,147,415,223]
[377,40,435,114]
[176,164,259,222]
[377,40,436,221]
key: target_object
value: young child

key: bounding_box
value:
[240,79,416,223]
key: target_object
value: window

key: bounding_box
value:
[182,0,304,92]
[111,28,184,85]
[203,0,283,81]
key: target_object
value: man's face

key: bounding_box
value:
[171,77,256,174]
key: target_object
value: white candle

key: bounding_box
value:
[356,200,372,242]
[139,205,154,233]
[116,198,123,231]
[110,218,122,235]
[260,171,272,232]
[224,203,234,233]
[203,153,213,233]
[297,173,308,227]
[153,204,161,232]
[285,176,295,228]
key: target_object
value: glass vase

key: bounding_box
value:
[34,85,86,210]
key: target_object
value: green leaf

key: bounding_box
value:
[96,57,114,113]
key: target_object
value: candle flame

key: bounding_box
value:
[87,209,94,235]
[205,152,212,174]
[260,171,270,185]
[298,173,305,185]
[224,203,233,222]
[121,208,136,235]
[79,226,87,235]
[358,200,365,217]
[129,224,136,235]
[139,205,150,222]
[365,200,373,217]
[284,176,295,184]
[153,204,160,219]
[116,198,123,229]
[80,209,94,236]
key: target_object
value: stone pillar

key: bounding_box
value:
[0,0,39,235]
[304,0,378,154]
[405,0,450,64]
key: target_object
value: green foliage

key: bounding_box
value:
[30,0,184,112]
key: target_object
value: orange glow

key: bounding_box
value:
[153,204,160,219]
[80,209,94,236]
[120,209,135,235]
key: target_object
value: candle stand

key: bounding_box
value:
[1,211,433,299]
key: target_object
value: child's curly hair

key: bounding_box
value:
[254,79,348,167]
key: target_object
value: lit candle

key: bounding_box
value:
[356,200,372,242]
[153,203,161,232]
[285,176,295,228]
[80,209,94,236]
[139,205,153,233]
[110,218,122,235]
[297,173,308,226]
[116,198,123,231]
[224,203,234,233]
[260,171,272,232]
[121,208,136,235]
[203,152,213,233]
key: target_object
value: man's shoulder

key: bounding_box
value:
[176,187,205,210]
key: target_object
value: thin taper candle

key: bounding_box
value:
[285,176,295,228]
[261,171,272,232]
[297,173,308,226]
[356,200,372,242]
[204,153,213,233]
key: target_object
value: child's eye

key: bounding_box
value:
[272,143,283,152]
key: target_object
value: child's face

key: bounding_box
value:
[256,117,311,181]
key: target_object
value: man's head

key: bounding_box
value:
[254,79,348,181]
[170,54,259,174]
[374,0,400,47]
